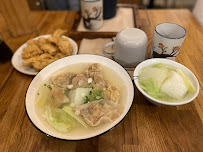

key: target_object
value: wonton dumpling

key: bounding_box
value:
[84,63,107,89]
[51,85,69,105]
[75,99,123,126]
[102,86,120,103]
[92,75,107,90]
[51,72,76,87]
[72,74,88,89]
[84,63,103,79]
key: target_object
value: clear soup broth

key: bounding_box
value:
[35,63,127,136]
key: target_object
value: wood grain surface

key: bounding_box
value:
[0,8,203,152]
[0,0,36,37]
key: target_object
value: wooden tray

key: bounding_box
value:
[69,4,150,40]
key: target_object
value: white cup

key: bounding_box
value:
[149,23,186,61]
[80,0,103,30]
[102,28,148,68]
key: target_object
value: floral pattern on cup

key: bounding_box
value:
[158,43,168,54]
[82,6,102,29]
[149,23,186,60]
[151,42,181,58]
[171,46,181,56]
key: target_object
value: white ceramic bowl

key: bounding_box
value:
[25,54,134,140]
[12,35,78,75]
[133,58,199,106]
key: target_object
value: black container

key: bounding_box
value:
[0,38,13,63]
[103,0,117,19]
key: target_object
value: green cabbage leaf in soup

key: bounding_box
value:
[44,106,76,132]
[138,63,195,102]
[138,65,168,100]
[63,106,88,128]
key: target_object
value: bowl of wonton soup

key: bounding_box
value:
[25,54,134,140]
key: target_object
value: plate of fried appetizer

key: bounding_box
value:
[12,29,78,75]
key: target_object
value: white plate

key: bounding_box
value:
[11,35,78,75]
[25,54,134,140]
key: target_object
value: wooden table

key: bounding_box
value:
[0,9,203,152]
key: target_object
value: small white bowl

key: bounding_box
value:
[25,54,134,140]
[133,58,199,106]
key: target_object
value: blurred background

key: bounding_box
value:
[0,0,201,38]
[27,0,197,11]
[26,0,202,27]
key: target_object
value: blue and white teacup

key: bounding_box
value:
[149,23,186,61]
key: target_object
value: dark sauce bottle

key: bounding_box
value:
[0,37,13,63]
[103,0,117,19]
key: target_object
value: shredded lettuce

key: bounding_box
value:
[63,106,88,128]
[44,106,76,132]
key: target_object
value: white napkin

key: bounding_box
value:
[77,7,134,32]
[79,38,113,56]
